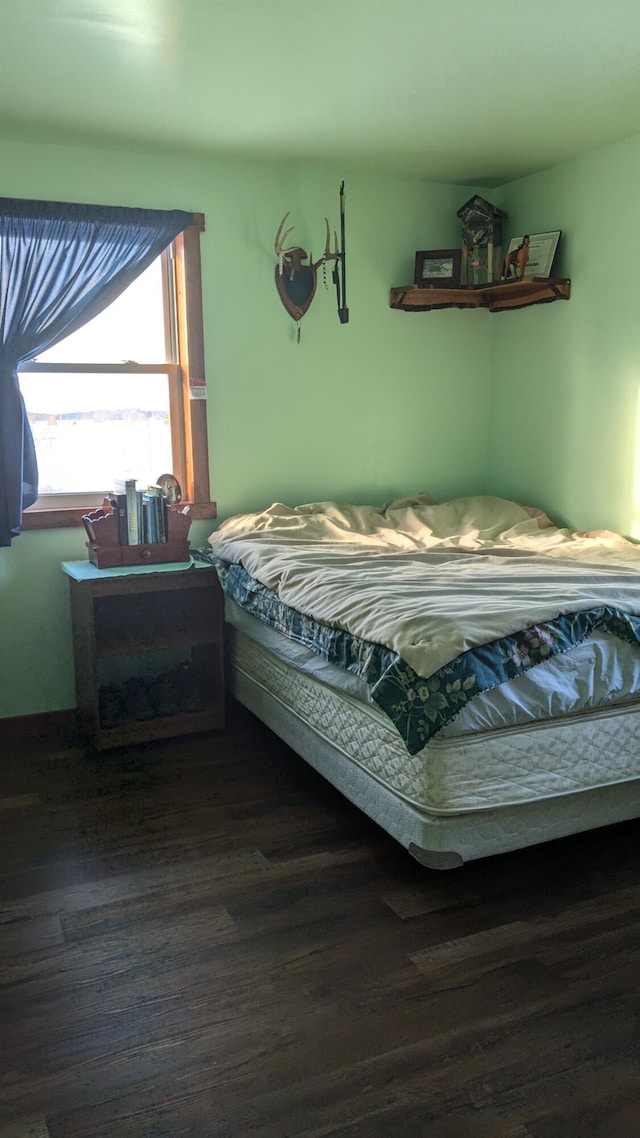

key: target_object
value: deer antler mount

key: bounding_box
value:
[274,183,348,340]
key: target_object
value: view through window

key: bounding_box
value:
[20,253,177,498]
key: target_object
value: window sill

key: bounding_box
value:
[21,500,218,531]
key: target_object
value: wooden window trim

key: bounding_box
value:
[22,214,216,531]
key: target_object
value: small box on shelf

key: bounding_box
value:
[83,497,192,568]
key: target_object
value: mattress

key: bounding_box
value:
[227,609,640,813]
[225,608,640,866]
[207,544,640,755]
[225,597,640,739]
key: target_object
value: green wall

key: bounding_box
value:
[490,132,640,534]
[0,136,491,718]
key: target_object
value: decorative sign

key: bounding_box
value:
[189,377,207,400]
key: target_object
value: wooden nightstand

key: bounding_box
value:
[62,559,224,751]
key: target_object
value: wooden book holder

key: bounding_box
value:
[83,498,192,568]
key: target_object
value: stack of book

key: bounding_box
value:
[82,478,192,568]
[110,479,170,546]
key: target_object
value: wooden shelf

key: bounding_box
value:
[390,276,571,313]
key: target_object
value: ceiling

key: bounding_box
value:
[2,0,640,186]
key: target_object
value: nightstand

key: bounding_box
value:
[62,559,224,750]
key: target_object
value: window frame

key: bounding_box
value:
[21,214,216,531]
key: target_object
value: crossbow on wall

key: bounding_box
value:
[274,181,349,341]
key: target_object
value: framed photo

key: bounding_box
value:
[156,472,182,503]
[414,248,461,288]
[503,230,561,279]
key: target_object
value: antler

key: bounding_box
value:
[275,212,297,257]
[275,211,303,277]
[311,218,341,269]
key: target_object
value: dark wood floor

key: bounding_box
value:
[1,698,639,1138]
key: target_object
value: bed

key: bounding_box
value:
[198,493,640,868]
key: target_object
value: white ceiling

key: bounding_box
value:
[2,0,640,186]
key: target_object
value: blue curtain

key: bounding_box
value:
[0,198,194,546]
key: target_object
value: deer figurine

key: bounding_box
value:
[503,235,530,280]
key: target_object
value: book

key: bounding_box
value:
[146,484,167,543]
[141,493,158,543]
[113,478,140,544]
[107,494,129,545]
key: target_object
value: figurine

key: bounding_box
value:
[503,235,530,280]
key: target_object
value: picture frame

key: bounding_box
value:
[414,248,461,288]
[156,472,182,503]
[503,230,561,279]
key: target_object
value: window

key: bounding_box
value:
[21,218,215,530]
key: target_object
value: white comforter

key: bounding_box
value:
[208,494,640,678]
